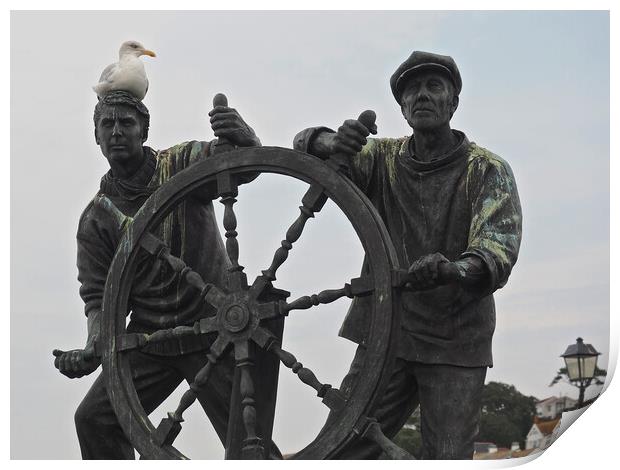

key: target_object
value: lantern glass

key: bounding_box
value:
[564,355,598,381]
[564,357,581,380]
[582,355,598,379]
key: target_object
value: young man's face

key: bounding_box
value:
[400,69,459,131]
[95,105,146,167]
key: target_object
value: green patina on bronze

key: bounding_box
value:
[466,143,521,268]
[155,145,177,248]
[150,141,209,255]
[358,137,405,185]
[296,127,522,368]
[376,138,405,184]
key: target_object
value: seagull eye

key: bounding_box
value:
[131,44,139,48]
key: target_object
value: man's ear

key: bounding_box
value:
[451,95,460,115]
[94,128,100,145]
[401,99,416,128]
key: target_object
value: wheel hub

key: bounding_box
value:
[223,304,250,332]
[215,291,259,340]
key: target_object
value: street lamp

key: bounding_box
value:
[561,337,601,408]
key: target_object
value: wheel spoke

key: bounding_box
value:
[250,326,277,350]
[252,277,373,319]
[116,324,201,352]
[358,418,416,460]
[152,337,231,447]
[234,340,265,459]
[142,325,198,344]
[250,184,327,297]
[282,276,374,314]
[263,339,346,412]
[139,232,226,308]
[197,316,218,334]
[282,286,351,314]
[217,171,247,290]
[254,301,281,321]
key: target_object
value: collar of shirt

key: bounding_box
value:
[401,130,470,171]
[99,147,157,200]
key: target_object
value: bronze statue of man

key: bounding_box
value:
[52,91,278,459]
[295,51,522,459]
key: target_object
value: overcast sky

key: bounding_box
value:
[10,10,610,459]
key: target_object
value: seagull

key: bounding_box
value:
[93,40,156,100]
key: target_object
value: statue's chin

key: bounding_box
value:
[411,116,454,133]
[105,149,142,167]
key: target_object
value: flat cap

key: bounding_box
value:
[390,51,462,102]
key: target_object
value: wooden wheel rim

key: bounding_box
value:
[101,146,400,459]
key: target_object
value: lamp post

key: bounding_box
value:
[561,337,601,408]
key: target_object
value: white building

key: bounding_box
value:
[525,418,561,450]
[535,396,576,420]
[474,442,498,454]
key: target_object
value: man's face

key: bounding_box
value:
[400,69,459,131]
[95,105,146,166]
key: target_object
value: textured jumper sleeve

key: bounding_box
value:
[163,139,258,191]
[347,138,385,195]
[76,199,124,316]
[153,140,218,201]
[153,140,211,180]
[462,149,522,294]
[293,127,379,194]
[293,126,333,155]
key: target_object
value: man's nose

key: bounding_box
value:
[112,122,122,136]
[416,89,430,102]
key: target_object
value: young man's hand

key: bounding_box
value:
[53,346,100,379]
[209,106,261,147]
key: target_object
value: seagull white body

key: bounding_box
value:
[93,41,156,100]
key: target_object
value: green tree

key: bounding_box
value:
[549,366,606,407]
[393,408,422,458]
[549,366,606,387]
[477,382,537,449]
[393,382,537,454]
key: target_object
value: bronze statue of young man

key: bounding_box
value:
[295,51,522,459]
[52,91,276,459]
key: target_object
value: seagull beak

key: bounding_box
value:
[141,49,156,57]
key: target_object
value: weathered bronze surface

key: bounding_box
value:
[294,50,522,459]
[54,49,520,460]
[54,91,408,459]
[99,144,405,459]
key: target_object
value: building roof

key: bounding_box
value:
[537,395,575,406]
[535,418,561,436]
[536,396,566,405]
[537,396,559,405]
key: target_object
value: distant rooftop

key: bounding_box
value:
[535,417,561,436]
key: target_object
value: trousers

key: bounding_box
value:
[335,346,487,460]
[74,349,281,459]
